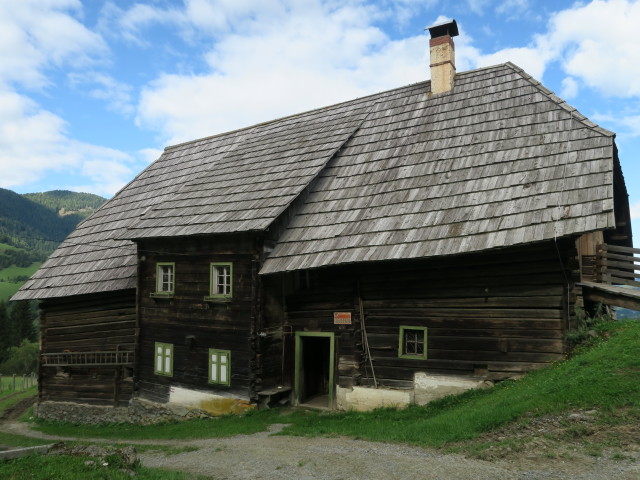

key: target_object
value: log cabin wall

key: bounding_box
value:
[39,290,136,406]
[259,274,291,390]
[281,239,578,390]
[282,267,361,392]
[136,235,260,403]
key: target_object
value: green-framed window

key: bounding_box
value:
[206,263,232,300]
[154,342,174,376]
[154,262,175,295]
[398,326,427,359]
[209,349,230,385]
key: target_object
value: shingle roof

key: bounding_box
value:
[124,93,384,239]
[12,89,385,299]
[13,62,617,299]
[261,63,616,273]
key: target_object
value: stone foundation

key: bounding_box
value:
[35,398,215,425]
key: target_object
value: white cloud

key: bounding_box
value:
[0,1,137,196]
[139,148,164,164]
[75,155,136,197]
[99,1,185,46]
[561,76,579,99]
[0,88,134,196]
[0,0,106,89]
[136,0,427,144]
[466,0,491,15]
[68,72,134,116]
[547,0,640,97]
[592,104,640,137]
[0,90,70,186]
[631,201,640,220]
[496,0,531,17]
[453,0,640,95]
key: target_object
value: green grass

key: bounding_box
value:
[0,455,206,480]
[0,262,41,281]
[0,261,40,301]
[0,282,21,302]
[280,321,640,447]
[0,431,48,448]
[28,321,640,449]
[0,243,21,253]
[0,376,37,395]
[0,386,36,411]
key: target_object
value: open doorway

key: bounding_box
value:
[294,332,334,408]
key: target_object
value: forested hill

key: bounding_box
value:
[23,190,106,219]
[0,188,107,264]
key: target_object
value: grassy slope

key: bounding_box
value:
[29,321,640,447]
[0,263,41,280]
[281,321,640,447]
[0,283,21,302]
[0,261,41,301]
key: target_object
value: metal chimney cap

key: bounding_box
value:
[426,19,459,38]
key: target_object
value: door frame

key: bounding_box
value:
[294,331,335,408]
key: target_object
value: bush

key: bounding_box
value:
[566,304,615,349]
[0,340,38,374]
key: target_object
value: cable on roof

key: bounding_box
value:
[553,109,574,332]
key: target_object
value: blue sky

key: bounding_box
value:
[0,0,638,241]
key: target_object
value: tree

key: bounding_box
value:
[0,339,38,374]
[9,300,37,345]
[0,300,8,361]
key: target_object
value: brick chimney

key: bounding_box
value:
[427,19,459,94]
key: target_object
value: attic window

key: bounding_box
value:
[154,262,175,296]
[205,263,232,302]
[398,326,427,359]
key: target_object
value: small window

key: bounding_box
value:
[206,263,232,301]
[209,349,230,385]
[154,342,173,376]
[154,262,175,295]
[398,326,427,359]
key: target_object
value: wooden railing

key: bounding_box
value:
[41,350,134,367]
[596,244,640,287]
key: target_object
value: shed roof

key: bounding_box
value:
[13,62,618,300]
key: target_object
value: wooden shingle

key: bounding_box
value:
[14,62,619,299]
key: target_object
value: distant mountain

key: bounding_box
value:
[616,307,640,320]
[0,188,107,301]
[23,190,106,220]
[0,188,107,265]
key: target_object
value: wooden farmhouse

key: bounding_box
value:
[14,20,637,416]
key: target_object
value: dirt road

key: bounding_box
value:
[2,417,639,480]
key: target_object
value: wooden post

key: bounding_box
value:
[113,368,121,407]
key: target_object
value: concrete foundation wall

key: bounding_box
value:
[336,373,492,411]
[169,386,253,415]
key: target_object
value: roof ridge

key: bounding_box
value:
[504,62,615,138]
[164,82,429,152]
[164,63,521,154]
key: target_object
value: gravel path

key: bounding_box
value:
[4,420,639,480]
